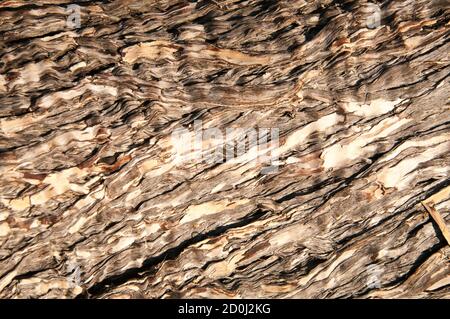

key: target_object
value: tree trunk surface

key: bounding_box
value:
[0,0,449,299]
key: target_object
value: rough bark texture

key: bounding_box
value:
[0,0,449,299]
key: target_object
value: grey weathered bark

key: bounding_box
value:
[0,0,449,299]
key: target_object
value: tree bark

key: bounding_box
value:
[0,0,449,298]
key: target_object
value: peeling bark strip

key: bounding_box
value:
[422,201,450,246]
[0,0,449,299]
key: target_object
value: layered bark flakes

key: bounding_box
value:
[0,0,449,298]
